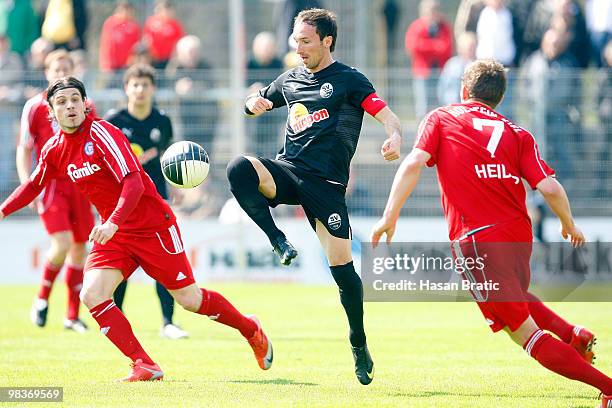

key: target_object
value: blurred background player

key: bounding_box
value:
[227,8,402,385]
[371,59,612,406]
[0,76,272,381]
[105,63,187,340]
[16,49,95,333]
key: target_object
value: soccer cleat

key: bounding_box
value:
[271,235,298,266]
[247,315,273,370]
[160,323,189,340]
[119,359,164,382]
[30,298,48,327]
[570,326,596,364]
[63,318,89,333]
[600,393,612,408]
[352,344,374,385]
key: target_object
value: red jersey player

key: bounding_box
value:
[16,49,95,332]
[371,60,612,406]
[1,77,272,381]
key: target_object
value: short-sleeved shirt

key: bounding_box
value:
[30,116,175,234]
[259,61,377,186]
[414,101,554,241]
[105,108,172,199]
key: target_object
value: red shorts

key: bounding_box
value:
[84,222,195,290]
[38,179,94,243]
[452,220,533,333]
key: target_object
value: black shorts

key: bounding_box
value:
[258,158,352,239]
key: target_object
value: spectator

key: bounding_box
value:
[586,0,612,67]
[143,0,184,69]
[553,0,590,68]
[437,32,477,106]
[274,0,322,56]
[596,40,612,195]
[523,27,581,181]
[476,0,516,66]
[454,0,484,40]
[404,0,453,119]
[0,34,23,192]
[24,37,53,97]
[247,32,285,158]
[6,0,40,60]
[523,0,590,68]
[166,35,218,155]
[99,0,141,72]
[475,0,516,118]
[382,0,400,66]
[39,0,88,51]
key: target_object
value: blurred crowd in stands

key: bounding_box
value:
[0,0,610,232]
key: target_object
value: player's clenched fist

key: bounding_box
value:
[381,134,401,161]
[246,95,273,116]
[89,221,119,245]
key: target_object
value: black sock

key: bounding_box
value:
[330,261,366,348]
[156,281,175,326]
[113,280,127,311]
[226,156,284,244]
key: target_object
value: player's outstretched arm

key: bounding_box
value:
[0,180,44,220]
[245,93,273,118]
[536,176,585,247]
[370,148,430,247]
[374,106,401,161]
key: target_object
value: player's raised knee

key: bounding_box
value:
[79,285,106,309]
[171,287,201,312]
[226,156,254,185]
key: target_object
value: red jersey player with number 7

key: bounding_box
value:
[0,77,273,381]
[371,60,612,407]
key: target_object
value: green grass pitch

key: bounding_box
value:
[0,284,609,407]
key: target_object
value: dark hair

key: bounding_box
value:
[295,8,338,52]
[462,59,507,108]
[123,63,156,86]
[46,77,87,105]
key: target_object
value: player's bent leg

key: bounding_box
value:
[525,292,596,363]
[506,316,612,397]
[82,268,159,380]
[315,220,373,385]
[169,283,272,370]
[31,231,72,328]
[156,282,187,339]
[63,243,88,332]
[226,156,292,262]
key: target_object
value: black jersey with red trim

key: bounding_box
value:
[258,61,379,186]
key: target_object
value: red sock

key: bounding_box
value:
[65,265,83,320]
[526,292,574,343]
[89,299,154,365]
[37,262,62,300]
[197,288,257,338]
[525,330,612,394]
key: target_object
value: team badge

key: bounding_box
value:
[150,128,161,143]
[320,83,333,98]
[328,213,341,230]
[84,141,94,156]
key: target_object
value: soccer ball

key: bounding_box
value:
[160,141,210,188]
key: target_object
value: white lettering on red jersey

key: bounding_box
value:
[30,117,175,233]
[414,101,554,241]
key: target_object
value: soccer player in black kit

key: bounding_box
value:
[227,8,402,384]
[106,64,188,340]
